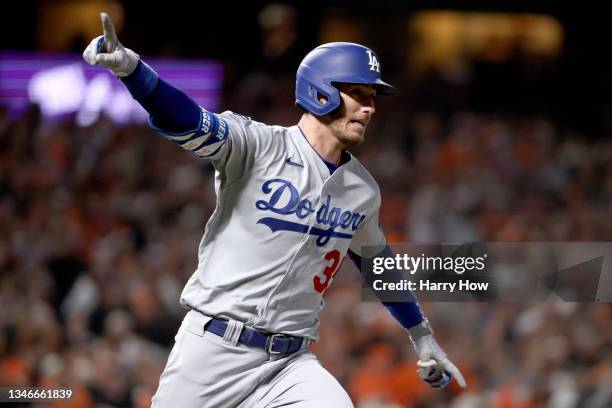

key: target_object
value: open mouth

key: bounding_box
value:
[348,119,367,131]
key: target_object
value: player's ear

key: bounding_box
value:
[317,92,328,104]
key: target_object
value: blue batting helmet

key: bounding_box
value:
[295,42,394,116]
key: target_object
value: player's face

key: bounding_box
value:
[325,83,376,146]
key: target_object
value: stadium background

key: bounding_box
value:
[1,1,611,407]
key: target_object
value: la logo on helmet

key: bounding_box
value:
[366,50,380,72]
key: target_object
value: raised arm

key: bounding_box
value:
[83,12,228,156]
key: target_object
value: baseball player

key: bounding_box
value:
[83,12,466,408]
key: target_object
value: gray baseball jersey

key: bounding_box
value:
[153,109,387,340]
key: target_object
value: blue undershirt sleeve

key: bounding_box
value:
[119,60,229,158]
[120,60,202,133]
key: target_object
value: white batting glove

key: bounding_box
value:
[82,12,139,77]
[408,318,467,389]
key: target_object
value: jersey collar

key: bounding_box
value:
[293,126,353,176]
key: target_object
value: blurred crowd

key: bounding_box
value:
[0,77,611,408]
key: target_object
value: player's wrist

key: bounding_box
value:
[407,317,433,341]
[111,46,139,77]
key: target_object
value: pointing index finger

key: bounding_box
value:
[100,12,118,44]
[439,359,467,388]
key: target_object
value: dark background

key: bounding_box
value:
[3,1,611,136]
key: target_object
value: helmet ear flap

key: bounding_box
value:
[295,76,341,116]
